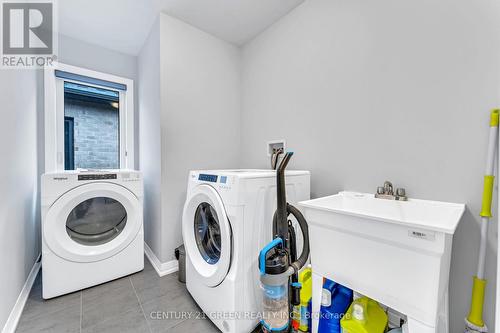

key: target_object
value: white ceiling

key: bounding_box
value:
[158,0,305,46]
[58,0,305,56]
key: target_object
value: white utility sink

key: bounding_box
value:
[299,191,465,333]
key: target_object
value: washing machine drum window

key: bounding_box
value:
[66,197,127,246]
[194,202,221,264]
[182,184,231,287]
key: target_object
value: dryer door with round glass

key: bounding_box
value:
[182,184,231,287]
[44,182,142,263]
[66,197,128,246]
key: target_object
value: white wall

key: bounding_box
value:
[58,35,140,167]
[159,13,241,261]
[0,70,42,330]
[241,0,500,331]
[59,35,137,81]
[137,13,241,262]
[138,18,163,259]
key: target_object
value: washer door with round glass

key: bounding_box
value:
[44,182,142,263]
[182,184,231,287]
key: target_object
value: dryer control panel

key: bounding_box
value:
[78,174,117,181]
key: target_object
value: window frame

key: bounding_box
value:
[44,62,134,172]
[64,116,74,170]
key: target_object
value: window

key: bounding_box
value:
[64,82,120,170]
[45,63,134,171]
[64,116,74,170]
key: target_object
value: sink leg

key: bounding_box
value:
[312,272,323,333]
[407,317,437,333]
[436,288,449,333]
[395,289,449,333]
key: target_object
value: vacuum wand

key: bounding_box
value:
[276,152,293,242]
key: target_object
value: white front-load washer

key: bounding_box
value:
[41,170,144,299]
[182,170,310,333]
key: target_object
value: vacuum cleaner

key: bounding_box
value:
[259,152,310,332]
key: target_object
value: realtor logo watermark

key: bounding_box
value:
[1,0,57,68]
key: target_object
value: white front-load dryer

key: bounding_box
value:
[41,170,144,299]
[182,170,310,333]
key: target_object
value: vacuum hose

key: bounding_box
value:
[272,204,310,273]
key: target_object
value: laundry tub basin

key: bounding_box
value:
[299,191,465,333]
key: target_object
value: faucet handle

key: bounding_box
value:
[377,186,385,195]
[396,188,406,197]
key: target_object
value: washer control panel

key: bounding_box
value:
[198,174,218,183]
[197,174,230,184]
[193,173,232,189]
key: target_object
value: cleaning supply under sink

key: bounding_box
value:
[340,296,388,333]
[318,279,353,333]
[307,298,312,332]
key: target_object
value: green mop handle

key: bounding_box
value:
[467,109,499,328]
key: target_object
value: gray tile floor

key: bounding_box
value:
[16,256,245,333]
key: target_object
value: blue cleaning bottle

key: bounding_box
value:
[318,279,353,333]
[307,299,312,332]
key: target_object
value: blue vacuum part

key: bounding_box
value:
[263,284,287,299]
[260,320,289,332]
[259,237,283,275]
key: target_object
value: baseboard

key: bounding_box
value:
[144,242,179,277]
[2,254,41,333]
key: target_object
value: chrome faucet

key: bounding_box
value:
[383,181,393,195]
[375,181,407,201]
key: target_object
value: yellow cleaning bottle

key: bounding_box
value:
[298,267,312,332]
[340,297,387,333]
[291,267,312,332]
